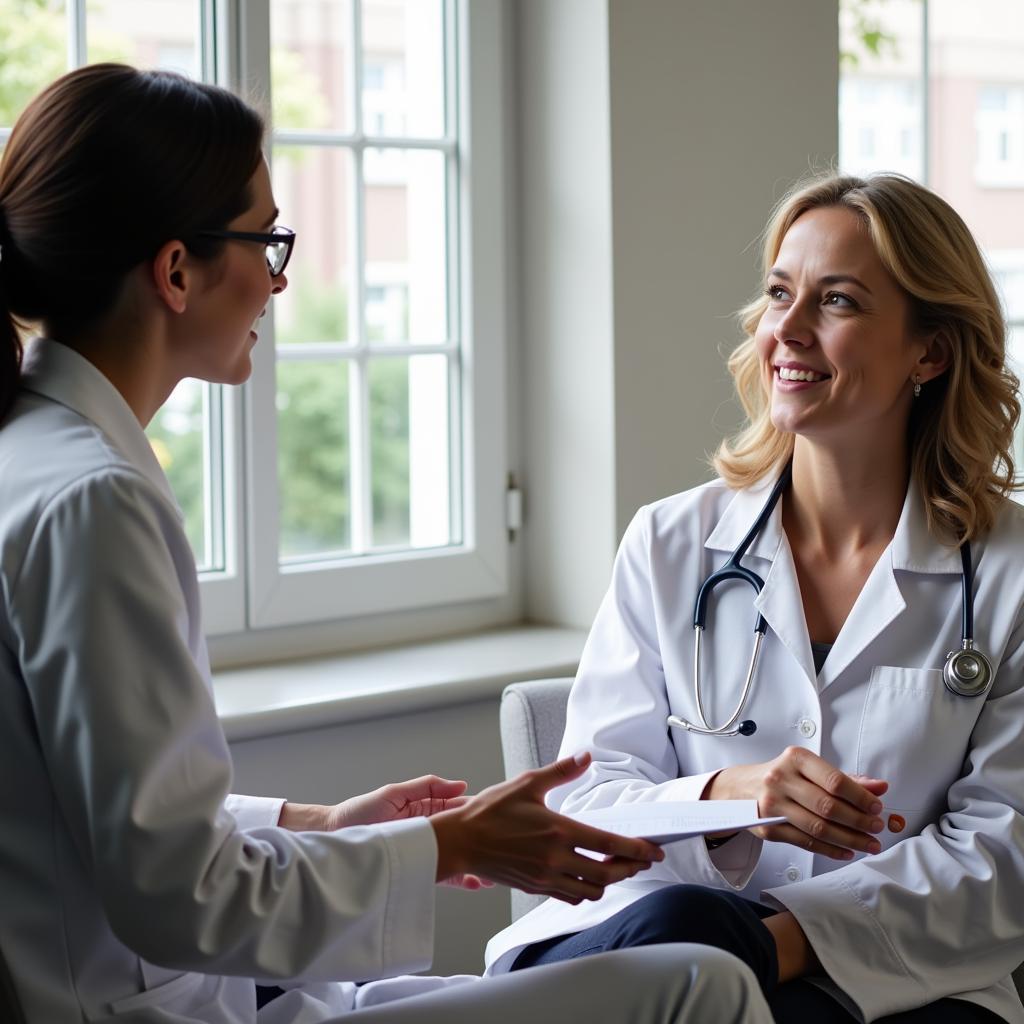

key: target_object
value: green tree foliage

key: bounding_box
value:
[276,277,412,556]
[840,0,917,70]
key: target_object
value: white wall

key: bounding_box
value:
[521,0,839,624]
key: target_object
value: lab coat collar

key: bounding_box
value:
[19,338,182,516]
[704,468,962,575]
[704,469,962,691]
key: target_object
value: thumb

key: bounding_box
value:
[529,751,591,794]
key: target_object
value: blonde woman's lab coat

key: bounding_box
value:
[0,340,461,1022]
[484,471,1024,1024]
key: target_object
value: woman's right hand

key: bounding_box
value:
[706,746,888,860]
[429,752,665,904]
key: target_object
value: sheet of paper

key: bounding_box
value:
[570,800,785,845]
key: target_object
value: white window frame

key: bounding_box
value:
[975,84,1024,189]
[216,0,509,631]
[7,0,509,637]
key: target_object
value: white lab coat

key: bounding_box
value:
[0,339,470,1022]
[485,471,1024,1023]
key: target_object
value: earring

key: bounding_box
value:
[913,375,922,398]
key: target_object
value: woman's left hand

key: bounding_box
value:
[324,775,470,829]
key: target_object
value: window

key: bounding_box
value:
[0,0,510,637]
[839,0,1024,476]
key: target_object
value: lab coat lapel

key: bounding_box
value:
[815,479,960,690]
[705,473,817,690]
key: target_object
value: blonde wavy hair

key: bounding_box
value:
[713,172,1021,543]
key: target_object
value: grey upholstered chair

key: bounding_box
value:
[497,677,1024,1000]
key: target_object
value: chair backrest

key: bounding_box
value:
[499,678,574,920]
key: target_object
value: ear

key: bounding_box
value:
[913,329,953,386]
[150,239,191,315]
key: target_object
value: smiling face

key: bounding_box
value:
[180,158,287,385]
[754,204,932,445]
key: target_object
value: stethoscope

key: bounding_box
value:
[666,464,994,738]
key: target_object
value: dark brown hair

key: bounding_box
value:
[0,63,265,422]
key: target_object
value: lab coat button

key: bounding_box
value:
[785,866,802,882]
[798,718,817,738]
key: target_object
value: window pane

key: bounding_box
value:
[0,0,67,127]
[273,145,354,345]
[364,148,447,344]
[368,354,450,549]
[278,358,351,559]
[86,0,200,76]
[271,0,352,133]
[361,0,444,138]
[146,379,210,568]
[839,0,924,180]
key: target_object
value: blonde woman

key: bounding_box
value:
[485,173,1024,1024]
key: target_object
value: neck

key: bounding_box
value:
[48,313,177,428]
[783,435,909,559]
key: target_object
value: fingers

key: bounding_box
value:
[522,751,592,795]
[785,775,884,846]
[796,751,886,816]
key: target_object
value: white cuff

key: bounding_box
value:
[225,793,287,831]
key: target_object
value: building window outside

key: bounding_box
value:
[840,0,1024,475]
[0,0,509,637]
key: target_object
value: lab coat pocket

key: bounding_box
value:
[856,665,980,815]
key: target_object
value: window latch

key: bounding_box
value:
[506,474,524,541]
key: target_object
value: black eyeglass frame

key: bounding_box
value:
[195,225,296,277]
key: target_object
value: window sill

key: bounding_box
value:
[213,624,586,742]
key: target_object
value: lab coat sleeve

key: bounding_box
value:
[764,615,1024,1022]
[548,506,762,891]
[9,469,438,983]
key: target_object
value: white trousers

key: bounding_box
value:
[343,945,774,1023]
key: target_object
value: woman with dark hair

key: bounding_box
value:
[0,65,775,1023]
[486,173,1024,1023]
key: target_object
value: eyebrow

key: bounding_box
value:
[260,207,280,229]
[768,267,873,295]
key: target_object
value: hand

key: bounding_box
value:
[323,776,471,830]
[707,747,888,860]
[429,752,666,904]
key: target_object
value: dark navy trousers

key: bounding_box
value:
[510,885,1004,1024]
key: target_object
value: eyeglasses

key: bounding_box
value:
[196,225,296,277]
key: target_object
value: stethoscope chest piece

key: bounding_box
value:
[943,643,993,698]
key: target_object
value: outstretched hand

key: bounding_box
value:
[324,775,471,830]
[429,752,665,904]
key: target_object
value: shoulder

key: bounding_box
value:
[613,476,745,577]
[978,496,1024,567]
[627,476,740,544]
[0,395,179,590]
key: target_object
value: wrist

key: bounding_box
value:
[278,802,330,832]
[430,807,469,882]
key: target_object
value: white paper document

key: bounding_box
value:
[571,800,786,845]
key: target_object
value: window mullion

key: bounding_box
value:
[67,0,87,67]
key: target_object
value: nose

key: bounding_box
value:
[272,270,289,295]
[773,296,814,348]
